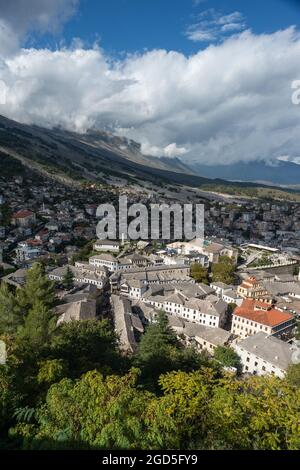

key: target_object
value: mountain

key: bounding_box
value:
[0,113,244,189]
[191,160,300,187]
[0,114,299,201]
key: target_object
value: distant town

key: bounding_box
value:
[1,167,300,380]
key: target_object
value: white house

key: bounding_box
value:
[93,240,120,253]
[120,279,148,300]
[143,292,227,328]
[89,254,119,272]
[234,332,298,378]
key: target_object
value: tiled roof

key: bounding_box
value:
[234,299,294,327]
[13,210,34,219]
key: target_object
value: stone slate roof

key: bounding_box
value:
[236,332,297,370]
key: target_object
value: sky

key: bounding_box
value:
[0,0,300,166]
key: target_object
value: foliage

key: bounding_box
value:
[212,256,235,284]
[214,346,242,372]
[286,363,300,388]
[190,263,209,284]
[62,267,74,290]
[134,311,209,389]
[0,283,22,335]
[10,369,300,450]
[50,319,125,378]
[16,263,55,312]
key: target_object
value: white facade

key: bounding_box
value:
[143,296,226,328]
[89,255,119,272]
[93,241,120,253]
[234,333,296,378]
[231,313,294,340]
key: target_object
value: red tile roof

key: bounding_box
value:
[234,299,294,327]
[13,210,34,219]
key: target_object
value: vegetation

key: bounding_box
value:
[200,183,300,203]
[214,346,242,372]
[190,263,209,284]
[212,256,235,284]
[0,265,300,450]
[62,267,74,290]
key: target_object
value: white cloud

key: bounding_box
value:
[0,0,78,56]
[185,9,246,43]
[1,28,300,166]
[0,0,78,36]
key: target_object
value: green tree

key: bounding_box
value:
[50,319,124,378]
[286,363,300,388]
[62,267,74,290]
[16,301,54,352]
[135,311,208,388]
[212,256,235,284]
[214,346,242,372]
[16,263,55,312]
[190,263,209,284]
[0,283,22,335]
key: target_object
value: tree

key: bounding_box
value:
[50,319,124,378]
[212,256,235,284]
[286,363,300,388]
[62,267,74,290]
[0,282,22,335]
[214,346,242,372]
[134,311,208,388]
[16,301,53,352]
[16,263,55,312]
[190,263,209,284]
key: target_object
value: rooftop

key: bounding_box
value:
[234,299,294,327]
[236,332,297,370]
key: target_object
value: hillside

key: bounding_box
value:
[0,114,300,202]
[192,160,300,188]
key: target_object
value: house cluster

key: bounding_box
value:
[205,200,300,252]
[1,166,300,381]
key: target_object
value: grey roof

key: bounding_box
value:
[95,240,120,246]
[236,332,297,371]
[111,295,138,354]
[185,298,227,316]
[90,253,117,262]
[183,322,232,346]
[263,281,300,297]
[211,282,231,289]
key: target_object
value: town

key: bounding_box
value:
[1,165,300,380]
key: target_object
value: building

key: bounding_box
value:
[110,295,144,354]
[234,332,298,378]
[237,276,269,299]
[143,290,227,328]
[182,322,232,355]
[89,254,119,272]
[231,299,295,339]
[120,279,148,299]
[56,299,97,325]
[16,241,42,262]
[93,240,120,253]
[12,210,36,228]
[49,264,107,289]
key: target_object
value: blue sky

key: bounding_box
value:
[32,0,300,55]
[1,0,300,166]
